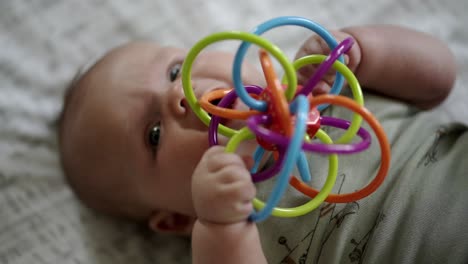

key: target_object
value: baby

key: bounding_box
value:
[58,24,468,263]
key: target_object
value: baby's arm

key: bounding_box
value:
[296,25,456,109]
[191,146,267,264]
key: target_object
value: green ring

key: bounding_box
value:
[284,55,364,143]
[181,31,297,137]
[226,127,338,218]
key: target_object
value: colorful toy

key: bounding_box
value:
[181,16,391,222]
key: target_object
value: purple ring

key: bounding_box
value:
[208,85,262,146]
[296,37,354,97]
[208,85,282,182]
[251,148,285,182]
[247,114,371,154]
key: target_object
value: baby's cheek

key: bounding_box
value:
[178,139,210,171]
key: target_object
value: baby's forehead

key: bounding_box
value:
[64,41,182,121]
[74,43,153,91]
[81,41,161,76]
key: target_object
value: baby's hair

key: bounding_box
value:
[56,61,154,222]
[56,68,85,134]
[56,67,88,204]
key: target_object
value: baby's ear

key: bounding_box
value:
[148,211,195,236]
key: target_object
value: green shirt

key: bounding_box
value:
[257,92,468,264]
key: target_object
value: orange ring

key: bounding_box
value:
[199,88,259,120]
[290,94,391,203]
[259,50,291,135]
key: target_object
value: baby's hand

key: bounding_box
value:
[294,30,361,95]
[192,146,256,224]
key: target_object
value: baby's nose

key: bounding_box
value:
[168,83,187,117]
[192,51,234,80]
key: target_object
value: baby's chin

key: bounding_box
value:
[215,118,247,146]
[221,97,250,129]
[215,98,260,155]
[217,131,258,159]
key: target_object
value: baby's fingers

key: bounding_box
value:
[294,30,359,93]
[295,34,331,61]
[312,81,332,96]
[295,35,331,85]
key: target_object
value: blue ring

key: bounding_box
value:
[249,95,309,222]
[233,16,345,112]
[251,146,266,173]
[297,152,311,182]
[251,141,311,182]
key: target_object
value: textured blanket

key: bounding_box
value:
[1,0,467,263]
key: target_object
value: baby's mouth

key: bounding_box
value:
[206,97,246,129]
[207,98,228,126]
[211,98,222,107]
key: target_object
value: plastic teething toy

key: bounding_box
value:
[181,16,391,222]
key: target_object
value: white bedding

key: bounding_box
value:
[1,0,467,263]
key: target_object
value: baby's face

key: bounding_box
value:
[61,42,264,220]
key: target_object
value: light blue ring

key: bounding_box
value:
[233,16,345,112]
[251,146,266,174]
[250,95,309,222]
[251,146,311,183]
[297,152,311,182]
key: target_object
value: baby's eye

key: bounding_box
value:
[169,63,182,82]
[148,123,161,149]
